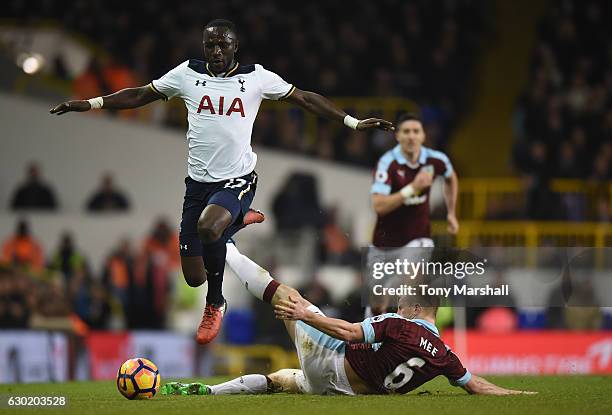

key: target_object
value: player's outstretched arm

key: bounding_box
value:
[462,375,537,396]
[275,296,364,342]
[49,85,161,115]
[285,88,394,132]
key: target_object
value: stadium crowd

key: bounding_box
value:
[4,0,488,166]
[513,0,612,220]
[0,218,179,332]
[2,0,611,343]
[9,162,131,212]
[3,173,612,338]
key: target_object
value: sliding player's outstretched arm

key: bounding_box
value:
[286,88,394,132]
[462,374,537,396]
[49,85,162,115]
[275,296,364,342]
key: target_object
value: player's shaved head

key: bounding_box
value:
[398,293,440,319]
[203,19,239,74]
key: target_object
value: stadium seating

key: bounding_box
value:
[3,0,488,165]
[514,0,612,183]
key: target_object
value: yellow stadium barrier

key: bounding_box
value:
[457,178,612,220]
[213,344,299,376]
[432,220,612,249]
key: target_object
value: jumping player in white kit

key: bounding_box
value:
[50,19,394,344]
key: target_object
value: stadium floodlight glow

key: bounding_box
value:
[19,53,44,74]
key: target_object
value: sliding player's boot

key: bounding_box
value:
[195,299,227,344]
[243,208,265,226]
[161,382,211,395]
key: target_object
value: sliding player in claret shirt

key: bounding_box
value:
[50,19,393,344]
[161,244,536,397]
[371,113,459,248]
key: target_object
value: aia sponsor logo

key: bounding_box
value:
[197,95,245,117]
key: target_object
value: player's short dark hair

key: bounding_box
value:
[396,113,423,130]
[398,293,440,313]
[205,19,237,35]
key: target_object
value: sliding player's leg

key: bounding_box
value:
[225,242,313,342]
[161,368,305,396]
[161,374,274,396]
[266,368,302,393]
[224,243,352,396]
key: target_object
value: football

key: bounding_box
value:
[116,358,161,400]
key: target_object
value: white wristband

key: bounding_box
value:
[343,115,360,130]
[87,97,104,109]
[400,184,415,200]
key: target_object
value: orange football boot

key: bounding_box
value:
[243,209,265,226]
[196,300,227,344]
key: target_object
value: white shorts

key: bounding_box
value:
[366,238,435,271]
[406,237,434,247]
[364,238,435,317]
[293,306,355,395]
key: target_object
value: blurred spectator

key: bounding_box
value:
[102,238,136,315]
[70,268,112,330]
[33,277,73,321]
[10,162,58,211]
[299,277,337,317]
[1,219,45,272]
[523,176,565,220]
[140,218,180,270]
[272,172,324,231]
[0,268,31,328]
[85,174,130,212]
[125,218,178,329]
[338,131,371,167]
[319,207,359,266]
[49,232,88,285]
[73,57,108,102]
[339,272,366,324]
[85,281,112,329]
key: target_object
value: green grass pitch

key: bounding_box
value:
[1,376,611,415]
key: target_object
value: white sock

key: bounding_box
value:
[225,242,274,301]
[210,374,269,395]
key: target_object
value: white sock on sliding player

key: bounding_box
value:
[210,374,269,395]
[225,242,274,301]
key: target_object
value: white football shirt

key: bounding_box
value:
[151,60,295,182]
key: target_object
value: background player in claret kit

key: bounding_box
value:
[49,19,393,344]
[161,244,536,396]
[371,113,459,248]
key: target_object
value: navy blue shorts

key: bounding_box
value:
[179,171,258,256]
